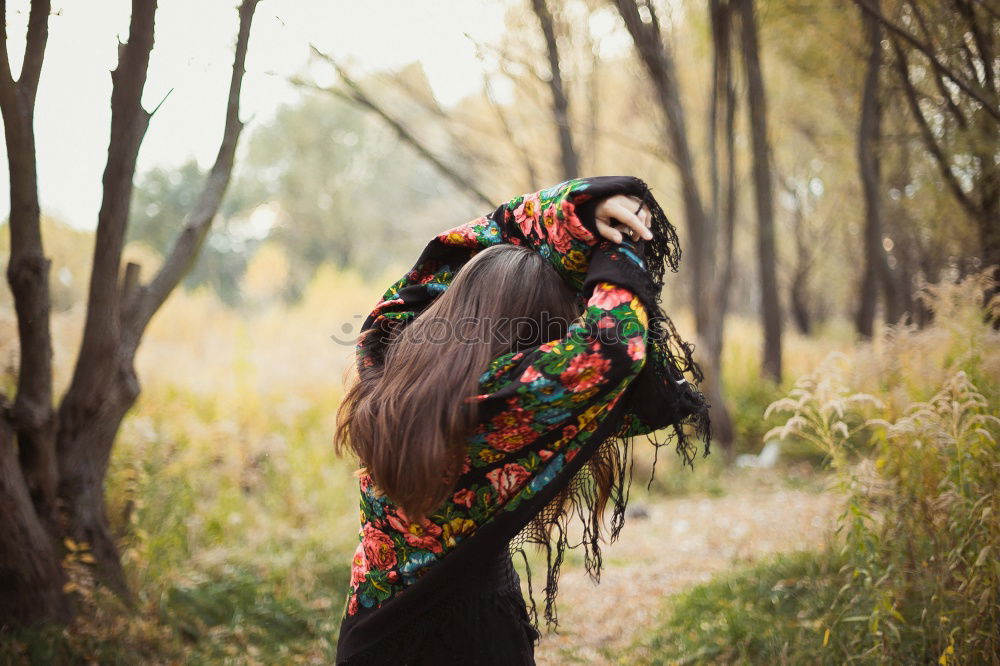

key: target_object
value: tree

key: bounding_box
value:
[854,0,900,337]
[530,0,581,180]
[0,0,260,626]
[736,0,783,382]
[856,0,1000,320]
[613,0,737,448]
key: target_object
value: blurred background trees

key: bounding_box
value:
[1,0,997,657]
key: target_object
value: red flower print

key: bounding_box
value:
[561,199,595,243]
[543,205,572,253]
[538,449,554,461]
[590,284,633,310]
[627,336,646,361]
[560,352,612,392]
[513,194,542,237]
[373,297,405,317]
[437,222,482,248]
[598,315,615,329]
[486,463,532,503]
[486,424,539,451]
[351,542,367,585]
[452,488,476,508]
[461,454,471,474]
[362,524,397,570]
[562,424,578,439]
[565,448,579,463]
[487,405,539,451]
[348,594,359,616]
[490,404,532,432]
[386,509,444,554]
[521,365,542,383]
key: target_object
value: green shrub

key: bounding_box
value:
[630,271,1000,665]
[628,550,847,665]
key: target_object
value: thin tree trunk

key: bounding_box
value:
[0,0,58,528]
[786,185,813,335]
[855,0,884,339]
[705,0,738,453]
[55,0,157,598]
[736,0,782,382]
[530,0,580,180]
[613,0,716,335]
[614,0,734,449]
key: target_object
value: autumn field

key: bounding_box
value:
[2,254,996,664]
[2,0,998,663]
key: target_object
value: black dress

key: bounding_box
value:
[336,547,539,665]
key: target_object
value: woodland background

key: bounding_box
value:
[0,0,998,663]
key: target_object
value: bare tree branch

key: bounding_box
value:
[19,0,50,101]
[378,67,502,189]
[66,0,156,396]
[0,0,50,107]
[972,0,1000,22]
[136,0,260,329]
[852,0,1000,120]
[891,38,981,220]
[0,0,11,87]
[956,0,996,95]
[905,0,968,129]
[302,47,495,209]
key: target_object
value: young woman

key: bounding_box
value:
[334,176,710,665]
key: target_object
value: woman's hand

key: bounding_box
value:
[595,194,653,244]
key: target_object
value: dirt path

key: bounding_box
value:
[531,470,842,664]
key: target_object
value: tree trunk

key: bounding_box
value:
[614,0,733,450]
[613,0,716,335]
[530,0,580,180]
[855,0,886,339]
[55,0,156,597]
[1,0,59,529]
[0,403,70,626]
[0,0,259,627]
[737,0,782,382]
[56,356,141,598]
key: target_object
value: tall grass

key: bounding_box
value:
[1,263,390,663]
[628,270,1000,665]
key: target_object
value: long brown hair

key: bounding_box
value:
[336,244,584,520]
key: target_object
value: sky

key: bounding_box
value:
[0,0,509,230]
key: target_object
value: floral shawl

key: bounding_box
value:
[335,176,710,663]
